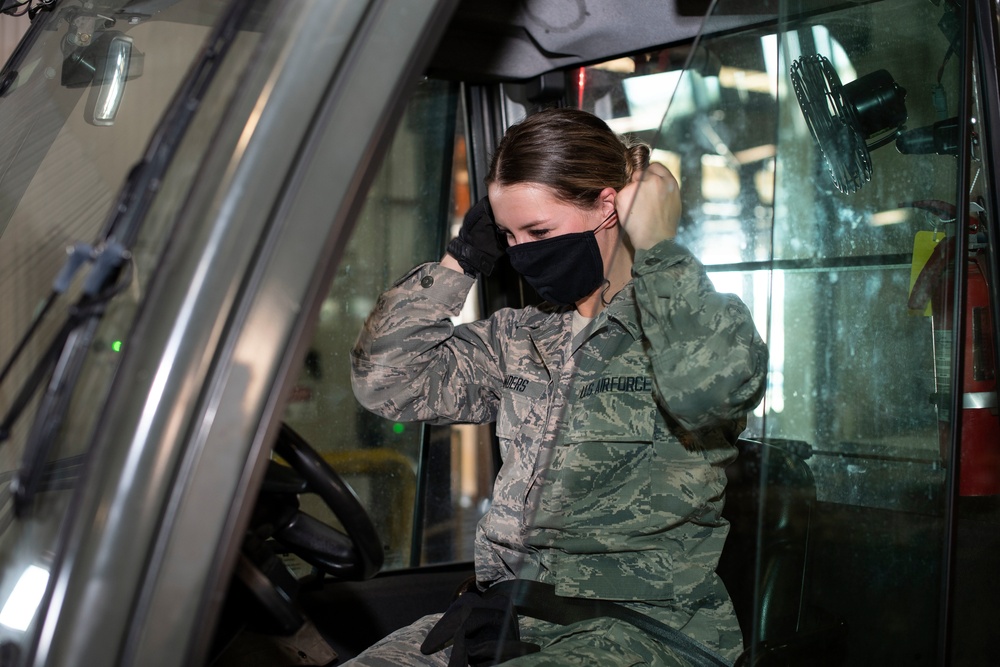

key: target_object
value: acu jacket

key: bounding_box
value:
[352,239,767,632]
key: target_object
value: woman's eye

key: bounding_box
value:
[529,229,549,239]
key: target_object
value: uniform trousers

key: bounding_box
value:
[341,597,741,666]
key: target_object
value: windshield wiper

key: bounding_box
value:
[0,242,128,441]
[0,454,85,535]
[0,0,252,518]
[0,241,130,516]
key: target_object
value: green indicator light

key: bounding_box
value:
[393,423,405,434]
[111,340,123,352]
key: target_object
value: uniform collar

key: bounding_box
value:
[514,280,641,341]
[593,281,642,341]
[514,308,572,378]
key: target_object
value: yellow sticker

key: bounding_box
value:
[909,230,946,316]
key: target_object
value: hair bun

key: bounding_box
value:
[624,143,651,180]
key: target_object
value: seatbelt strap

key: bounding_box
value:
[485,580,731,667]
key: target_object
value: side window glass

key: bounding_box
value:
[282,79,491,572]
[573,0,991,662]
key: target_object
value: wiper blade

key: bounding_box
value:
[12,311,105,516]
[0,0,253,517]
[0,242,130,445]
[0,243,130,517]
[0,453,85,533]
[0,243,91,388]
[0,453,85,490]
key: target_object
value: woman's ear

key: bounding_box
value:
[599,186,618,222]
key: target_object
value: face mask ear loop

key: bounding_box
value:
[593,209,618,235]
[593,207,618,307]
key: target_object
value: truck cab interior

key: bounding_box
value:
[239,1,999,663]
[0,0,996,666]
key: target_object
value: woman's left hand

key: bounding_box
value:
[615,162,681,251]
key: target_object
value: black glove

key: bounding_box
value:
[447,197,506,278]
[421,590,539,667]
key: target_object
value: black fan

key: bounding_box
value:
[790,54,908,194]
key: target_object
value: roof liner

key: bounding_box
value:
[428,0,780,82]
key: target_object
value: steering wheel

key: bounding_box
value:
[217,423,384,652]
[263,422,384,581]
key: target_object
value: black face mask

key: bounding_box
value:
[506,213,613,306]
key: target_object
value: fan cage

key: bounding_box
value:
[791,54,872,194]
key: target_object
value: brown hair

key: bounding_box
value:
[486,108,650,209]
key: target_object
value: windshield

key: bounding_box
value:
[0,0,233,655]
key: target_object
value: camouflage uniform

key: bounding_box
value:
[349,240,768,665]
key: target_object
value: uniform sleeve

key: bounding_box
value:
[632,240,768,432]
[351,262,507,425]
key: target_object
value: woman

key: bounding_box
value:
[349,108,768,666]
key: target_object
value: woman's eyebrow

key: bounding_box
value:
[495,219,548,232]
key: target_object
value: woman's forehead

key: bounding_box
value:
[488,182,556,204]
[488,183,575,225]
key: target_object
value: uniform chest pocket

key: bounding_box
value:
[545,390,718,532]
[564,386,657,443]
[496,374,548,443]
[530,391,658,534]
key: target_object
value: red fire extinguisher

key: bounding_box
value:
[908,201,999,496]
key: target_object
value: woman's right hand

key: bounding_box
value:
[444,196,506,277]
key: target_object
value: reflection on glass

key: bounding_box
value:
[283,79,492,570]
[0,565,49,633]
[575,0,970,662]
[0,0,250,650]
[90,35,132,125]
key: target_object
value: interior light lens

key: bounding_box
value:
[0,565,50,632]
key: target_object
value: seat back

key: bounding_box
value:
[717,438,817,647]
